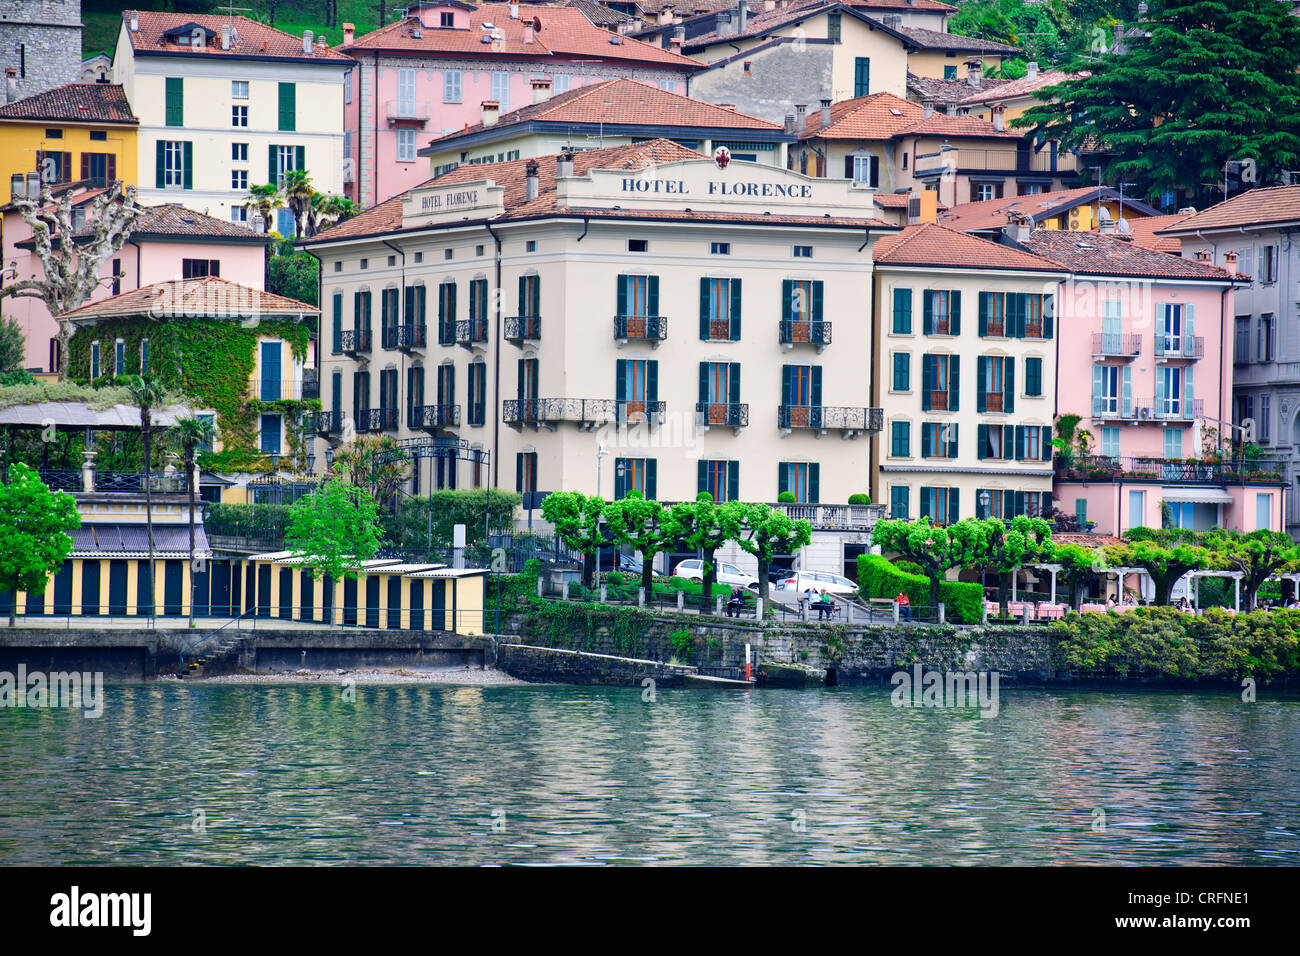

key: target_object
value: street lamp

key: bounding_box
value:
[595,440,608,584]
[979,490,991,597]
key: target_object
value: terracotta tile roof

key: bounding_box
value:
[132,204,268,241]
[345,3,699,69]
[124,11,354,62]
[1154,185,1300,235]
[1124,212,1188,254]
[61,277,318,320]
[893,111,1020,139]
[799,92,922,139]
[952,70,1083,106]
[908,72,1011,106]
[870,192,948,211]
[308,137,890,242]
[0,83,138,125]
[559,0,635,27]
[1017,230,1236,281]
[872,222,1065,271]
[891,25,1020,54]
[845,0,957,11]
[684,0,835,50]
[423,77,781,151]
[937,186,1161,233]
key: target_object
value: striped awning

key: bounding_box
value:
[70,523,210,558]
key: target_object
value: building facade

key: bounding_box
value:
[112,11,352,227]
[0,0,83,103]
[0,82,138,194]
[304,139,891,516]
[870,222,1068,522]
[340,2,699,207]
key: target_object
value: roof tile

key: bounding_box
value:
[61,276,318,320]
[125,11,353,61]
[1018,230,1235,281]
[0,83,137,125]
[872,222,1064,271]
[1156,185,1300,234]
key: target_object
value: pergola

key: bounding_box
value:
[1186,569,1245,612]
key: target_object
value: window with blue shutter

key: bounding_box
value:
[1025,357,1043,396]
[165,78,183,126]
[260,341,281,401]
[892,287,912,334]
[890,486,908,519]
[892,352,909,391]
[853,57,870,97]
[890,420,909,457]
[278,82,296,132]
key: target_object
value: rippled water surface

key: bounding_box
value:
[0,683,1297,865]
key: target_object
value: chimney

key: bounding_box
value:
[991,103,1005,132]
[659,5,676,26]
[129,11,138,32]
[557,149,574,178]
[1113,23,1123,51]
[738,0,749,32]
[1224,250,1239,270]
[342,22,355,48]
[25,171,39,198]
[525,160,539,201]
[820,97,831,129]
[784,113,796,134]
[1002,215,1032,244]
[303,30,313,55]
[530,77,552,104]
[716,10,733,35]
[481,100,500,126]
[966,60,982,87]
[3,68,15,105]
[524,19,536,44]
[221,24,231,50]
[669,35,683,50]
[509,1,520,18]
[1194,248,1212,262]
[317,36,328,52]
[922,99,934,118]
[1026,61,1038,81]
[795,103,806,133]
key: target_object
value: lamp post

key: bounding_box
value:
[979,490,991,597]
[595,440,607,584]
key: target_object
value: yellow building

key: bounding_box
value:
[0,82,138,194]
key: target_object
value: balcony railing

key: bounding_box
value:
[778,405,883,434]
[341,329,372,355]
[1057,455,1286,485]
[412,404,460,430]
[398,322,426,350]
[1091,333,1143,357]
[38,470,193,494]
[358,407,398,432]
[1154,334,1206,359]
[456,317,488,348]
[914,146,1062,176]
[928,390,951,411]
[779,502,887,530]
[504,315,541,342]
[504,398,617,429]
[1091,398,1205,421]
[385,99,431,124]
[981,392,1005,412]
[315,410,343,435]
[778,320,832,350]
[257,378,320,402]
[613,315,667,345]
[695,402,749,429]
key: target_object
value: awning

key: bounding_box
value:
[70,523,210,558]
[1162,487,1233,504]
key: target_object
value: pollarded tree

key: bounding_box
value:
[978,515,1056,611]
[1205,529,1300,610]
[540,491,605,588]
[662,495,745,611]
[732,501,812,610]
[1103,537,1219,606]
[286,477,381,582]
[1055,542,1105,609]
[0,182,143,377]
[871,517,989,611]
[0,463,80,626]
[602,491,668,594]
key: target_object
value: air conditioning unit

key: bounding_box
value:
[1137,407,1153,420]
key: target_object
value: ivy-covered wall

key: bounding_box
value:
[68,317,318,473]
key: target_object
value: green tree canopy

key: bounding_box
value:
[602,491,669,594]
[1016,0,1300,205]
[871,517,989,609]
[0,463,80,626]
[1054,541,1106,608]
[540,491,605,587]
[286,477,380,581]
[1104,529,1221,605]
[977,515,1056,608]
[662,495,745,610]
[1204,529,1300,610]
[732,502,812,609]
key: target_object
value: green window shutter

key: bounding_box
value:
[978,292,989,336]
[922,290,933,334]
[1026,357,1041,396]
[182,141,192,189]
[1043,295,1054,338]
[948,355,959,411]
[647,360,658,405]
[778,463,789,497]
[920,487,931,519]
[921,422,932,458]
[811,280,824,322]
[699,277,710,339]
[921,354,933,411]
[1121,365,1133,416]
[269,145,278,186]
[892,352,908,391]
[781,279,793,322]
[645,459,657,500]
[808,463,820,504]
[729,363,740,404]
[332,293,342,352]
[947,422,958,458]
[698,362,709,403]
[948,489,958,524]
[616,359,627,404]
[165,77,183,126]
[155,141,165,188]
[295,145,305,171]
[949,290,961,335]
[1041,426,1052,460]
[647,275,659,315]
[1183,366,1195,412]
[1013,293,1027,338]
[517,276,526,315]
[697,460,708,495]
[727,461,739,502]
[810,366,822,407]
[279,82,296,132]
[781,365,792,406]
[891,486,908,519]
[977,423,988,460]
[854,57,870,97]
[1003,357,1014,414]
[1014,425,1026,460]
[1014,491,1026,517]
[893,287,912,334]
[730,277,742,340]
[517,359,525,400]
[976,356,987,412]
[616,275,628,317]
[516,454,524,493]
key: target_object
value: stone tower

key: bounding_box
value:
[0,0,83,103]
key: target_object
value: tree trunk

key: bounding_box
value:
[582,551,594,589]
[928,574,941,614]
[640,552,654,594]
[701,547,716,611]
[757,553,771,610]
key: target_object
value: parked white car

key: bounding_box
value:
[672,559,759,591]
[775,569,860,596]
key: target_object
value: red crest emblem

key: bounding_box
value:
[714,146,731,169]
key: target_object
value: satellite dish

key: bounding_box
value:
[1097,206,1113,222]
[1117,218,1131,234]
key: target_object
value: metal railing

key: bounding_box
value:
[777,405,882,432]
[1092,332,1143,357]
[504,398,616,426]
[396,323,427,350]
[36,469,83,492]
[456,317,488,346]
[778,320,832,346]
[1154,334,1206,359]
[1057,455,1287,484]
[358,407,398,432]
[412,403,460,429]
[927,390,951,411]
[314,410,343,434]
[341,328,372,354]
[1091,398,1204,421]
[613,315,667,341]
[695,402,749,428]
[257,378,319,402]
[504,315,541,341]
[914,147,1059,174]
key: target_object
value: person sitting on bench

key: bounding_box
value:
[726,587,744,618]
[817,588,834,620]
[896,591,911,621]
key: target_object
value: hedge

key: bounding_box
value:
[856,554,983,624]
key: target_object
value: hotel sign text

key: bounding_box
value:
[421,188,482,212]
[620,178,814,199]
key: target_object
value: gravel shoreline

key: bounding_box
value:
[175,667,529,686]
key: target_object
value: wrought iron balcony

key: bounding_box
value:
[315,410,343,435]
[397,322,426,351]
[341,328,372,355]
[504,398,618,430]
[779,320,831,352]
[695,402,749,431]
[358,407,398,433]
[258,378,319,402]
[1092,333,1143,358]
[437,322,455,347]
[1091,398,1205,421]
[1154,334,1205,360]
[456,317,488,348]
[1057,455,1286,485]
[777,405,882,436]
[504,315,541,342]
[613,315,667,346]
[412,403,460,430]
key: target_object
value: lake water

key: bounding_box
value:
[0,682,1297,865]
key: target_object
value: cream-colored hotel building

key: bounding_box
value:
[305,140,893,508]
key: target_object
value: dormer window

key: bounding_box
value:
[441,12,454,26]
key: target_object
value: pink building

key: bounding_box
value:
[1008,228,1286,535]
[340,1,700,206]
[2,181,269,373]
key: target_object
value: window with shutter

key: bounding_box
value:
[892,288,912,334]
[278,83,296,131]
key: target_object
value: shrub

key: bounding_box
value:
[856,553,983,623]
[847,493,871,505]
[777,491,796,503]
[892,559,924,576]
[670,628,694,661]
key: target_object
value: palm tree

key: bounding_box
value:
[316,194,362,232]
[242,183,285,236]
[125,376,167,625]
[172,416,216,628]
[280,168,316,239]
